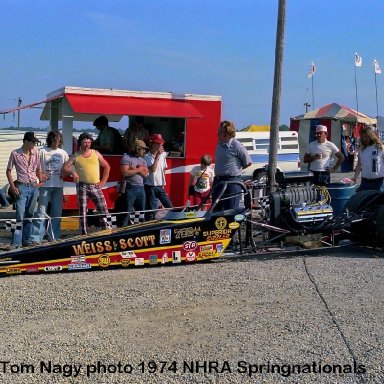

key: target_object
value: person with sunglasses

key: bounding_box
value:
[212,120,251,210]
[304,125,344,186]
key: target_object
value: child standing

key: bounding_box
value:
[188,154,215,207]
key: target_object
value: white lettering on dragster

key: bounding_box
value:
[183,241,197,251]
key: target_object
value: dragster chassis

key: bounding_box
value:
[0,178,383,278]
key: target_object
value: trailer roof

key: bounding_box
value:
[42,86,222,121]
[46,86,221,102]
[0,86,221,121]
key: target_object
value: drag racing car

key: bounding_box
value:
[0,171,383,278]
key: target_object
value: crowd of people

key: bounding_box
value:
[4,117,384,248]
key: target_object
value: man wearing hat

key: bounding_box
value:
[304,125,345,186]
[144,133,173,219]
[120,139,149,225]
[6,132,43,247]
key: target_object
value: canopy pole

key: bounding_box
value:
[354,65,359,128]
[268,0,286,193]
[375,72,379,117]
[311,74,315,110]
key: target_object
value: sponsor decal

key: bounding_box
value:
[26,267,39,273]
[72,240,113,255]
[98,254,111,268]
[6,268,21,275]
[159,229,171,244]
[71,255,86,263]
[183,241,197,251]
[174,226,201,239]
[216,243,224,254]
[203,228,232,241]
[121,259,131,267]
[72,236,156,255]
[68,263,91,270]
[44,265,63,272]
[119,235,156,250]
[135,258,145,266]
[200,244,213,252]
[197,250,216,260]
[185,251,196,262]
[120,250,136,258]
[185,211,196,218]
[161,252,169,264]
[229,222,240,229]
[234,214,246,222]
[172,251,181,263]
[149,255,158,265]
[0,258,12,262]
[215,217,227,230]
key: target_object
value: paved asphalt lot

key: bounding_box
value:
[0,242,383,383]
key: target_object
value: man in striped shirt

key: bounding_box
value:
[6,132,43,247]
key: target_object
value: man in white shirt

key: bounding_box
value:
[304,125,344,186]
[32,131,69,241]
[144,134,173,219]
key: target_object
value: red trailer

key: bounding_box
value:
[38,86,222,210]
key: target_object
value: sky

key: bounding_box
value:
[1,0,384,131]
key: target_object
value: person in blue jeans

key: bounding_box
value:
[213,121,252,210]
[32,131,69,242]
[120,139,149,226]
[6,132,42,247]
[144,134,173,220]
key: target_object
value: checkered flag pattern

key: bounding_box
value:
[105,214,117,229]
[5,219,22,235]
[129,212,145,224]
[258,196,270,210]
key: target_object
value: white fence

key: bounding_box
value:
[0,130,47,189]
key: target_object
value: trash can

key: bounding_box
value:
[327,182,358,216]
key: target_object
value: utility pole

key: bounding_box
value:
[268,0,286,192]
[17,97,22,130]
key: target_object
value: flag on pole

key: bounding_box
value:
[308,62,316,78]
[355,52,362,67]
[374,59,382,74]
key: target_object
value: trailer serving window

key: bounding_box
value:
[128,116,186,157]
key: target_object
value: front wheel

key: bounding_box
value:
[253,171,267,184]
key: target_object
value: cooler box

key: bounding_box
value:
[327,182,357,216]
